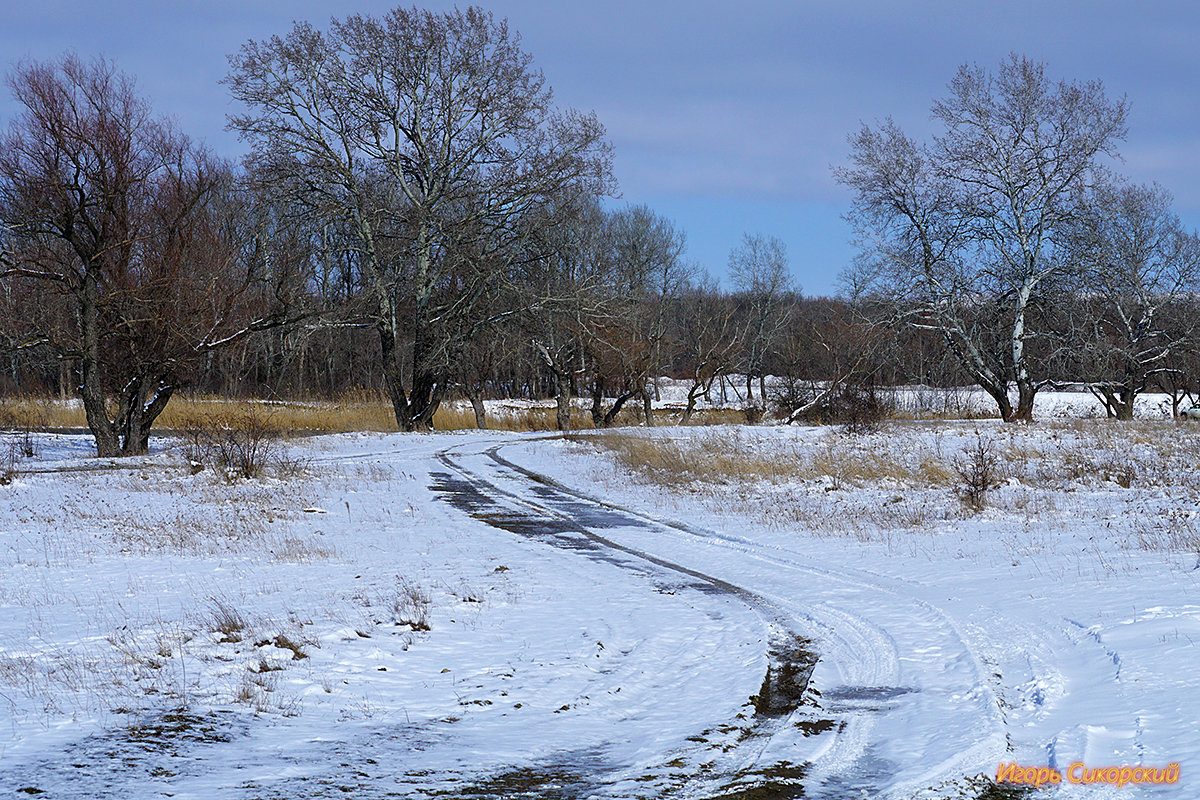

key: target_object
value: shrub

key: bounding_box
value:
[180,405,285,480]
[785,380,894,433]
[955,434,1000,510]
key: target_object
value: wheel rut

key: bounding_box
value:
[431,441,888,799]
[450,439,1014,799]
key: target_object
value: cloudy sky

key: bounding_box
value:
[3,1,1199,295]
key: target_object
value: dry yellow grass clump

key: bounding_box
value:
[0,393,746,435]
[583,428,956,489]
[582,418,1200,497]
[162,395,399,435]
[0,394,398,434]
[576,420,1200,548]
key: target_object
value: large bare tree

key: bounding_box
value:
[226,6,613,430]
[1070,180,1200,419]
[606,204,689,425]
[523,193,609,432]
[729,233,795,406]
[675,277,741,423]
[0,56,289,456]
[839,55,1127,421]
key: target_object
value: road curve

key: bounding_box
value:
[434,437,1011,799]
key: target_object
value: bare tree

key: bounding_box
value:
[675,277,741,423]
[226,6,613,431]
[1070,181,1200,419]
[524,193,609,432]
[0,56,292,456]
[775,299,883,424]
[607,204,689,425]
[729,233,795,405]
[839,54,1127,421]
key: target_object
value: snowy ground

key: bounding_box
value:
[0,404,1198,797]
[646,379,1186,421]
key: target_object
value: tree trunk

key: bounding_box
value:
[1111,384,1136,421]
[118,382,174,456]
[58,361,70,405]
[408,370,441,430]
[1009,283,1036,423]
[590,380,605,427]
[470,395,488,429]
[555,373,572,432]
[1012,380,1036,423]
[641,387,654,427]
[377,311,411,432]
[80,271,120,457]
[682,379,703,423]
[589,378,637,428]
[983,384,1015,423]
[604,389,638,427]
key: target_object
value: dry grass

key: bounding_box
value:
[0,395,63,428]
[0,390,763,438]
[578,428,967,541]
[0,393,674,435]
[1132,516,1200,552]
[165,395,397,435]
[584,428,957,490]
[437,400,735,431]
[8,454,335,561]
[578,420,1200,550]
[574,429,797,485]
[0,649,106,716]
[434,403,559,432]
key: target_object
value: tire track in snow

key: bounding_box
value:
[433,441,834,798]
[478,439,1011,799]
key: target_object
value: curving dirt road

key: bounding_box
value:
[432,438,1012,798]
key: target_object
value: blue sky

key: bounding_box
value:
[4,1,1200,295]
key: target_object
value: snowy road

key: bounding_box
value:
[434,439,822,797]
[431,438,1011,798]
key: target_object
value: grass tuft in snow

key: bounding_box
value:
[209,600,250,644]
[389,577,433,631]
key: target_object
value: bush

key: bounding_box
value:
[180,405,287,480]
[837,383,893,435]
[955,434,999,509]
[786,380,894,433]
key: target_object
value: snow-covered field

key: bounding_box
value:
[1,406,1198,797]
[649,380,1187,421]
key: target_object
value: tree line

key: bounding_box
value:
[2,10,1199,457]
